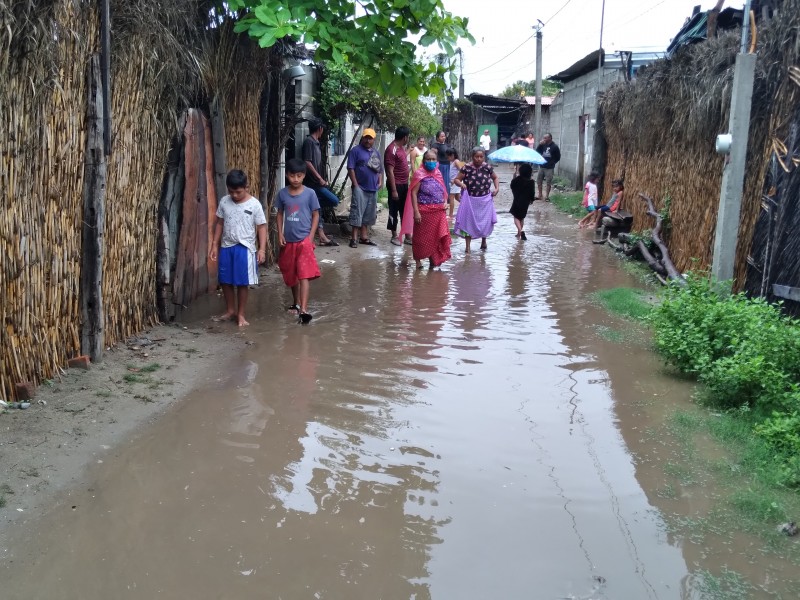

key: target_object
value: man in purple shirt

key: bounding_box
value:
[347,128,383,248]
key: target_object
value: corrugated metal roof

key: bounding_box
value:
[523,96,555,106]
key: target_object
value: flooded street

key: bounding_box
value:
[1,167,788,598]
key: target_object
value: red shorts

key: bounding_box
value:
[278,238,321,287]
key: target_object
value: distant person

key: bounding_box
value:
[431,130,450,191]
[509,163,536,240]
[347,128,383,248]
[397,149,452,270]
[409,136,427,173]
[302,119,339,246]
[480,129,491,151]
[453,146,500,253]
[276,158,322,324]
[535,133,561,202]
[524,132,535,147]
[446,148,464,219]
[209,169,267,327]
[385,126,411,246]
[578,171,601,228]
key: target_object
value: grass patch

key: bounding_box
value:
[663,409,800,556]
[692,568,759,600]
[123,373,147,384]
[0,483,12,508]
[548,190,584,218]
[127,362,161,373]
[591,287,653,320]
[96,390,113,398]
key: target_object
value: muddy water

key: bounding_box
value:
[0,170,774,598]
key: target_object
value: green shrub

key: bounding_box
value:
[754,410,800,486]
[650,274,800,411]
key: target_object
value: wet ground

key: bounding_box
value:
[1,167,795,598]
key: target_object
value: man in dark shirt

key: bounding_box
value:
[302,119,339,246]
[431,130,450,188]
[535,133,561,202]
[384,126,410,246]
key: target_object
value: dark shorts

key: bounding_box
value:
[537,168,554,185]
[387,183,408,231]
[278,238,321,288]
[218,244,258,286]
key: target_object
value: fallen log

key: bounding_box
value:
[639,193,687,287]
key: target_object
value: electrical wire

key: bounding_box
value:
[464,33,535,76]
[542,0,575,26]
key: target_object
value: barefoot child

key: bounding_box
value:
[578,171,601,228]
[591,178,625,229]
[446,148,463,219]
[209,170,267,327]
[276,158,322,324]
[509,163,536,240]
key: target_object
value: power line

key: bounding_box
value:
[464,33,535,76]
[603,0,668,32]
[542,0,575,26]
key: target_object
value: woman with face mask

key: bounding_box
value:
[397,149,452,269]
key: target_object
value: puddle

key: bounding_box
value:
[2,168,796,598]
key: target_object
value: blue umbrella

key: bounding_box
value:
[488,145,546,164]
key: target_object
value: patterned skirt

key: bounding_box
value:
[412,203,451,266]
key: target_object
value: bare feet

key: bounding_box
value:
[212,312,236,322]
[237,315,250,327]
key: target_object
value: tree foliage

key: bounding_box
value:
[499,79,562,99]
[317,62,438,138]
[228,0,474,97]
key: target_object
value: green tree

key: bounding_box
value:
[317,62,438,138]
[228,0,474,97]
[499,79,562,99]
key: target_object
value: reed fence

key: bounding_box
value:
[1,1,289,400]
[599,4,798,288]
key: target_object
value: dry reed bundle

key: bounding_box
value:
[600,8,800,287]
[1,1,96,401]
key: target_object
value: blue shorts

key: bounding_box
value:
[218,244,258,286]
[586,205,596,212]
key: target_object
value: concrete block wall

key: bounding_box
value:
[551,68,622,189]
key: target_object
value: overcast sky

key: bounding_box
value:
[437,0,721,95]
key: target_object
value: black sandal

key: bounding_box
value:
[359,238,377,246]
[298,312,313,325]
[286,304,300,313]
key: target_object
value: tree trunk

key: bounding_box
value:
[639,193,686,286]
[80,55,106,361]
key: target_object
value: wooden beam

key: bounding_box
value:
[80,55,107,361]
[100,0,112,155]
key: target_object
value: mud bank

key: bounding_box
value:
[0,322,242,535]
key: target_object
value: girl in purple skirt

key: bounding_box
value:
[452,147,500,253]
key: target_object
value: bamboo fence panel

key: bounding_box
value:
[1,2,97,401]
[103,49,166,346]
[224,78,263,199]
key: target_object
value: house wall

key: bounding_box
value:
[550,67,622,189]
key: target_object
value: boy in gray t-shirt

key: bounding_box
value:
[276,158,322,324]
[209,169,267,327]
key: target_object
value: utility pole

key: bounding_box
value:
[711,0,755,289]
[534,20,543,140]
